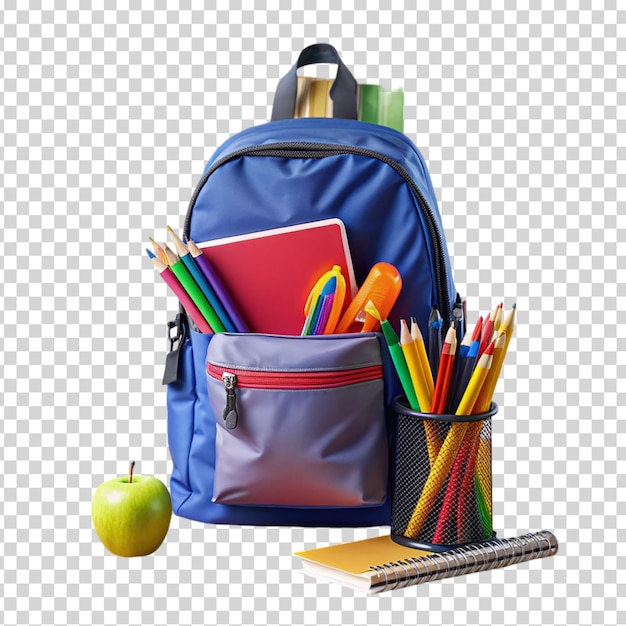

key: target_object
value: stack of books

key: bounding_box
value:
[294,77,404,133]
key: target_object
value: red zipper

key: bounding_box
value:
[207,362,382,390]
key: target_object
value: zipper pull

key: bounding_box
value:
[222,372,238,429]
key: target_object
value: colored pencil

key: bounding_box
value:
[167,226,236,333]
[410,317,434,395]
[366,302,419,412]
[403,341,494,539]
[400,319,442,465]
[429,325,457,414]
[400,319,432,415]
[148,237,169,265]
[148,251,213,334]
[474,330,508,415]
[187,239,250,333]
[449,335,480,414]
[427,306,442,380]
[163,244,227,333]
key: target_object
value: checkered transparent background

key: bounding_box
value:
[1,2,623,625]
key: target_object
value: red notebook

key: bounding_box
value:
[198,219,357,335]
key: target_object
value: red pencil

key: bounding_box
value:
[478,309,495,357]
[429,326,457,414]
[149,253,213,334]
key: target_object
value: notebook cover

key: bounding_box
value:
[197,218,357,335]
[295,535,431,575]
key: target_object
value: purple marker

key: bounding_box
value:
[186,239,250,333]
[312,276,337,335]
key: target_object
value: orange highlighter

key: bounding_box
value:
[335,262,402,334]
[302,265,347,335]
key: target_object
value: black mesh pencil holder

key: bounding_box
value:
[391,396,498,552]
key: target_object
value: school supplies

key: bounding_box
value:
[357,84,405,132]
[366,302,419,411]
[186,239,250,333]
[403,341,495,539]
[430,325,457,414]
[410,317,434,395]
[449,332,479,414]
[302,265,346,335]
[399,319,432,413]
[147,250,213,334]
[295,531,558,594]
[335,262,402,334]
[159,242,227,334]
[475,304,515,414]
[428,306,442,379]
[197,218,357,336]
[166,226,236,333]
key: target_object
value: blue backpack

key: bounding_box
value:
[165,44,458,527]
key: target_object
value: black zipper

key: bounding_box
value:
[184,142,451,329]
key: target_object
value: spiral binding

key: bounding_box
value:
[369,531,558,592]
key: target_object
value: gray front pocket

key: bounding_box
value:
[206,333,389,508]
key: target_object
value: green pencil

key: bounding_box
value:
[162,243,226,333]
[365,301,419,410]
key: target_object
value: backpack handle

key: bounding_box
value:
[271,43,358,122]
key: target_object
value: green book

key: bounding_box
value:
[358,84,380,124]
[379,88,404,133]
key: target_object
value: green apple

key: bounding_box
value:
[92,462,172,557]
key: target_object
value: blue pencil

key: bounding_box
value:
[448,337,479,414]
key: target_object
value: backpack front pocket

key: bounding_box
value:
[206,333,388,508]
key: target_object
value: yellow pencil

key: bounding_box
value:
[410,317,434,395]
[400,319,440,465]
[476,435,492,515]
[400,319,432,413]
[474,305,514,414]
[403,341,494,539]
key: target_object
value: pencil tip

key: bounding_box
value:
[364,300,381,321]
[146,248,155,258]
[512,303,517,309]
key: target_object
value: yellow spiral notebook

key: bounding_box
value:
[294,531,558,594]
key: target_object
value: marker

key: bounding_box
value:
[335,262,402,334]
[311,276,337,335]
[302,265,346,335]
